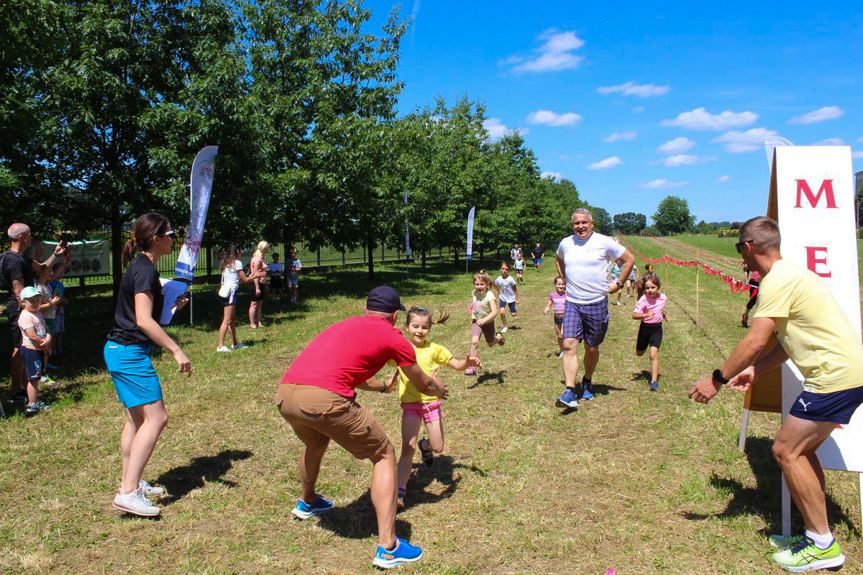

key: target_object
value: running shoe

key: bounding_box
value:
[649,381,659,392]
[769,534,805,550]
[556,388,579,408]
[291,494,334,519]
[772,536,845,572]
[113,488,160,517]
[464,367,476,376]
[418,438,434,467]
[139,480,165,497]
[580,381,595,401]
[373,537,423,569]
[232,343,248,350]
[216,346,232,353]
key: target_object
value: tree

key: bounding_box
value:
[612,212,647,235]
[652,196,695,236]
[592,207,612,235]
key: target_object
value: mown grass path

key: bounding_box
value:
[1,237,860,574]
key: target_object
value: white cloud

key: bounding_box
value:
[541,171,562,181]
[527,110,582,127]
[661,107,758,131]
[787,106,844,125]
[712,128,778,153]
[662,154,715,167]
[858,137,863,143]
[603,131,637,143]
[509,30,585,74]
[853,151,863,159]
[597,81,670,98]
[483,118,529,141]
[639,179,689,189]
[633,106,645,114]
[716,175,731,183]
[812,138,844,146]
[588,156,622,170]
[657,137,695,154]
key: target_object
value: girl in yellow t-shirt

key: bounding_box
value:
[389,307,481,510]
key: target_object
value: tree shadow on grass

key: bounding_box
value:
[680,437,857,535]
[155,449,253,504]
[403,456,486,510]
[468,370,507,389]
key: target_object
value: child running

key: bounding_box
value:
[466,270,504,375]
[543,276,567,357]
[514,253,526,284]
[631,272,669,391]
[391,307,481,509]
[495,262,519,333]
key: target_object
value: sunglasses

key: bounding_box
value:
[735,239,752,254]
[157,230,176,238]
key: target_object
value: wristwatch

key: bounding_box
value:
[615,280,624,289]
[712,368,729,384]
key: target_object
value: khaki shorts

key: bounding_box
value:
[276,383,390,460]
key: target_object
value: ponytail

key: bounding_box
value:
[121,238,138,268]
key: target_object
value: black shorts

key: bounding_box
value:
[636,321,663,351]
[250,283,267,302]
[9,310,21,349]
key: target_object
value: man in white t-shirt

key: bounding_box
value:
[555,209,635,408]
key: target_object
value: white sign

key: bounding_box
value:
[774,145,862,472]
[466,207,475,261]
[175,146,218,280]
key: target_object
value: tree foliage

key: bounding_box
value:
[612,212,647,235]
[652,195,696,236]
[2,0,609,283]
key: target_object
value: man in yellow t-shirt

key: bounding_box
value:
[688,216,863,573]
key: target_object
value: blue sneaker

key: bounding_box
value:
[580,381,595,401]
[649,381,659,392]
[373,537,423,569]
[291,494,334,519]
[556,388,579,408]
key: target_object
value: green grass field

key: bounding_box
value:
[0,238,860,574]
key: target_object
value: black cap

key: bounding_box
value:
[366,285,405,313]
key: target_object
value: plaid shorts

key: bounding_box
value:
[562,298,609,347]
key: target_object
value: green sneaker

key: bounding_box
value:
[772,536,845,572]
[769,533,805,550]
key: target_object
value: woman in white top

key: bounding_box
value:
[216,245,262,352]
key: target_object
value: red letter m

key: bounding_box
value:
[795,179,837,208]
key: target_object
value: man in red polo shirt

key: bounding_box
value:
[276,285,447,569]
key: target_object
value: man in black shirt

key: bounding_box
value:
[2,223,65,401]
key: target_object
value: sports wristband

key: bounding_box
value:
[712,369,729,385]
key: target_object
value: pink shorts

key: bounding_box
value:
[401,400,442,423]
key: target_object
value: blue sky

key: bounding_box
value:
[364,1,863,224]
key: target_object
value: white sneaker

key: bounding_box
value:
[139,480,165,497]
[232,343,248,350]
[113,488,160,517]
[216,346,232,353]
[614,301,621,306]
[501,327,508,333]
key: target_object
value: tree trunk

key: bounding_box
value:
[111,201,123,302]
[367,236,375,280]
[421,250,426,269]
[479,244,484,264]
[453,249,459,267]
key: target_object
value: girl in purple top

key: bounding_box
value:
[631,272,669,391]
[543,276,567,357]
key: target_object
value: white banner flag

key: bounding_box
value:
[175,146,218,280]
[466,207,475,261]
